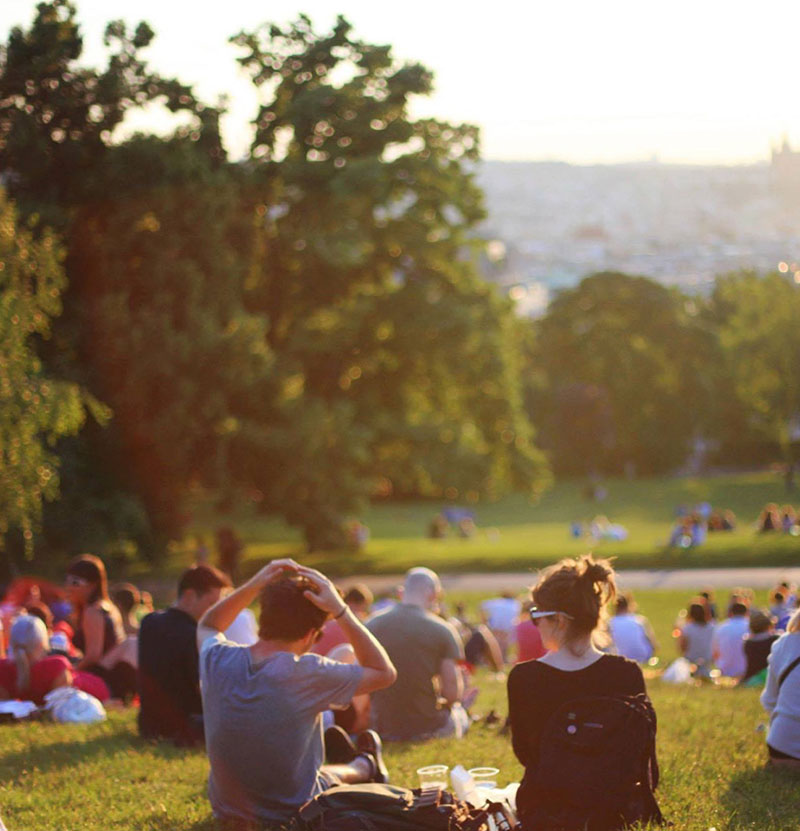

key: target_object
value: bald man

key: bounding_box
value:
[366,567,468,741]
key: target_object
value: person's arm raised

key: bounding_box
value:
[196,558,301,650]
[295,566,397,695]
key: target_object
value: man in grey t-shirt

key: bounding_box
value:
[367,567,467,741]
[197,559,397,826]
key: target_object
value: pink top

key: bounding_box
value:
[310,619,348,656]
[515,620,547,663]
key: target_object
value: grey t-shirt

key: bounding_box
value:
[367,603,463,741]
[199,633,363,823]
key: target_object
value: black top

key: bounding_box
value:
[743,635,779,682]
[508,654,646,816]
[73,603,121,657]
[137,607,203,744]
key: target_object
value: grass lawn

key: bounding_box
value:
[2,588,797,830]
[2,680,796,830]
[157,471,800,582]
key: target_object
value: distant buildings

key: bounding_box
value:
[478,149,800,317]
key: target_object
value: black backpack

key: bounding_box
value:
[298,783,510,831]
[524,693,664,831]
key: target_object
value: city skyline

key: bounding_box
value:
[2,0,800,165]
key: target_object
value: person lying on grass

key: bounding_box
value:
[196,558,397,828]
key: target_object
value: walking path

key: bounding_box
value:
[344,567,800,594]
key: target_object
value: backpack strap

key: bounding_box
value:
[778,654,800,689]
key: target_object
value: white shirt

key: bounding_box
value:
[224,608,258,646]
[609,613,653,663]
[712,616,749,677]
[481,597,521,633]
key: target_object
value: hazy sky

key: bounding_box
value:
[2,0,799,164]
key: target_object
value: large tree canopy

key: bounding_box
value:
[227,15,548,547]
[0,5,548,557]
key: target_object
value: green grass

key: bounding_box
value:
[2,588,796,830]
[2,680,796,830]
[162,471,800,581]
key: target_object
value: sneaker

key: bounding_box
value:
[324,725,357,764]
[356,729,389,784]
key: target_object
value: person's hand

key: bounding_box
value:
[295,566,346,617]
[248,559,301,590]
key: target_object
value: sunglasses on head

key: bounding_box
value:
[529,606,574,626]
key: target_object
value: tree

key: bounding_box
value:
[0,190,99,557]
[709,269,800,465]
[529,272,715,475]
[230,15,549,545]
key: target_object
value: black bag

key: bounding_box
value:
[298,783,502,831]
[524,693,664,831]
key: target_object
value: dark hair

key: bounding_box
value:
[66,554,109,604]
[531,554,616,648]
[749,610,773,635]
[729,601,748,617]
[615,592,633,614]
[687,600,710,625]
[112,583,140,615]
[178,564,231,597]
[258,578,328,642]
[344,584,373,607]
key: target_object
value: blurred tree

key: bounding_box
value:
[0,1,242,556]
[708,270,800,466]
[529,272,715,475]
[230,15,549,546]
[0,190,101,558]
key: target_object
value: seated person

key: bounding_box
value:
[312,584,374,656]
[137,564,231,744]
[481,591,521,663]
[367,567,468,741]
[515,603,547,663]
[0,614,110,704]
[112,583,142,636]
[741,610,779,685]
[65,554,136,700]
[197,559,395,828]
[713,600,750,678]
[608,593,657,664]
[677,599,715,678]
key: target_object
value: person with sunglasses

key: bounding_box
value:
[507,555,649,828]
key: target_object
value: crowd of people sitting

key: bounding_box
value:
[2,552,799,830]
[756,503,800,534]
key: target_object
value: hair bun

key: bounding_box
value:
[579,556,613,585]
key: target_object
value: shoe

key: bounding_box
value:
[356,729,389,784]
[324,725,358,764]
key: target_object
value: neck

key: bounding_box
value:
[250,636,309,660]
[174,598,197,620]
[403,596,430,611]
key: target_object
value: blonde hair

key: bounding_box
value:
[10,615,49,695]
[787,608,800,634]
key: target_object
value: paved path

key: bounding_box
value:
[343,567,800,594]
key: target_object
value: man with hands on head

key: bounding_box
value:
[197,559,397,829]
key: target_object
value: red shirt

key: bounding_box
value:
[0,655,71,705]
[515,620,547,663]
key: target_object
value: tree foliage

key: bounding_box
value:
[708,270,800,463]
[0,190,99,554]
[529,272,716,475]
[229,16,548,544]
[0,5,548,557]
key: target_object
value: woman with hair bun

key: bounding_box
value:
[507,555,654,829]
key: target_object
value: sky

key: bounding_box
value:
[2,0,800,165]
